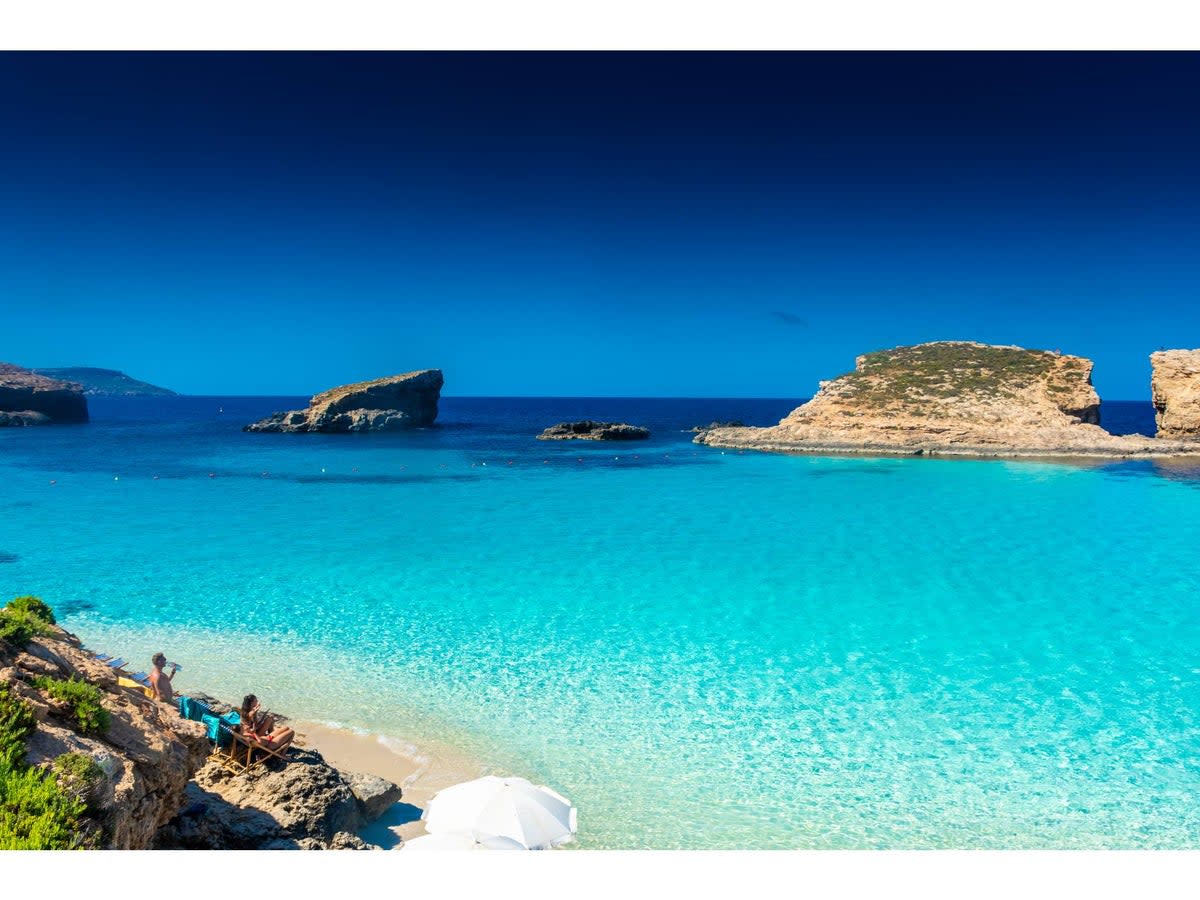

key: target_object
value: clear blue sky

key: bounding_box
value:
[1,52,1197,398]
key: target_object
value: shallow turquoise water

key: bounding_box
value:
[3,397,1200,848]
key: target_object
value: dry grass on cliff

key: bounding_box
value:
[832,342,1087,409]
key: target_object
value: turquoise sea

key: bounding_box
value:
[3,396,1200,849]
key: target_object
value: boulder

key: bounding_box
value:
[0,363,89,425]
[537,420,650,441]
[346,771,404,821]
[1151,349,1200,440]
[244,370,442,433]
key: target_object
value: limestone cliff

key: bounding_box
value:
[697,341,1198,459]
[1151,349,1200,440]
[245,369,442,433]
[0,363,89,426]
[1,625,210,848]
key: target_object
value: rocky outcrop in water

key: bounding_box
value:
[537,421,650,441]
[1151,349,1200,440]
[2,625,209,849]
[697,341,1200,459]
[245,370,442,433]
[0,363,89,426]
[33,367,178,397]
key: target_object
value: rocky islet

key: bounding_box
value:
[245,369,443,433]
[697,341,1200,458]
[537,420,651,441]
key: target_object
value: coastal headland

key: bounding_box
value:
[244,369,443,433]
[0,363,89,427]
[697,341,1200,459]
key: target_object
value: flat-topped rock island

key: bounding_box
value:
[697,341,1200,459]
[245,369,443,433]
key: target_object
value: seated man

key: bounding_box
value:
[239,694,295,752]
[149,653,180,703]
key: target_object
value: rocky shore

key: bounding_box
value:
[697,341,1200,459]
[0,599,402,850]
[0,363,89,426]
[245,369,442,433]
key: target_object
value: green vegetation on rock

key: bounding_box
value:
[32,676,111,735]
[0,595,55,647]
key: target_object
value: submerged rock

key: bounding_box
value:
[696,341,1200,459]
[244,370,442,433]
[0,363,89,426]
[537,420,650,441]
[1151,349,1200,440]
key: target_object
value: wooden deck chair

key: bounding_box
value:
[214,721,290,774]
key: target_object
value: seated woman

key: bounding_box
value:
[239,694,296,752]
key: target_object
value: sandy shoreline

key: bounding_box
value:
[292,719,492,848]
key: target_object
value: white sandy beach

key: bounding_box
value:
[293,720,492,848]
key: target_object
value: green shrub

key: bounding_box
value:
[31,676,111,735]
[51,752,104,804]
[0,684,37,769]
[0,607,51,648]
[0,685,93,849]
[6,596,55,625]
[0,759,89,849]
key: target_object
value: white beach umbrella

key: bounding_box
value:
[423,775,578,850]
[405,831,526,851]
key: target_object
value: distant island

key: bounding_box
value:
[697,341,1200,459]
[32,367,178,397]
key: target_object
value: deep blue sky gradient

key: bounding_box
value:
[1,52,1198,397]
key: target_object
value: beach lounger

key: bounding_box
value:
[117,675,155,698]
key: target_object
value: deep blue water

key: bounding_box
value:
[3,396,1200,849]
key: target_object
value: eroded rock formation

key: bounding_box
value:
[697,341,1199,459]
[0,363,89,426]
[537,421,650,441]
[1151,349,1200,440]
[245,370,442,433]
